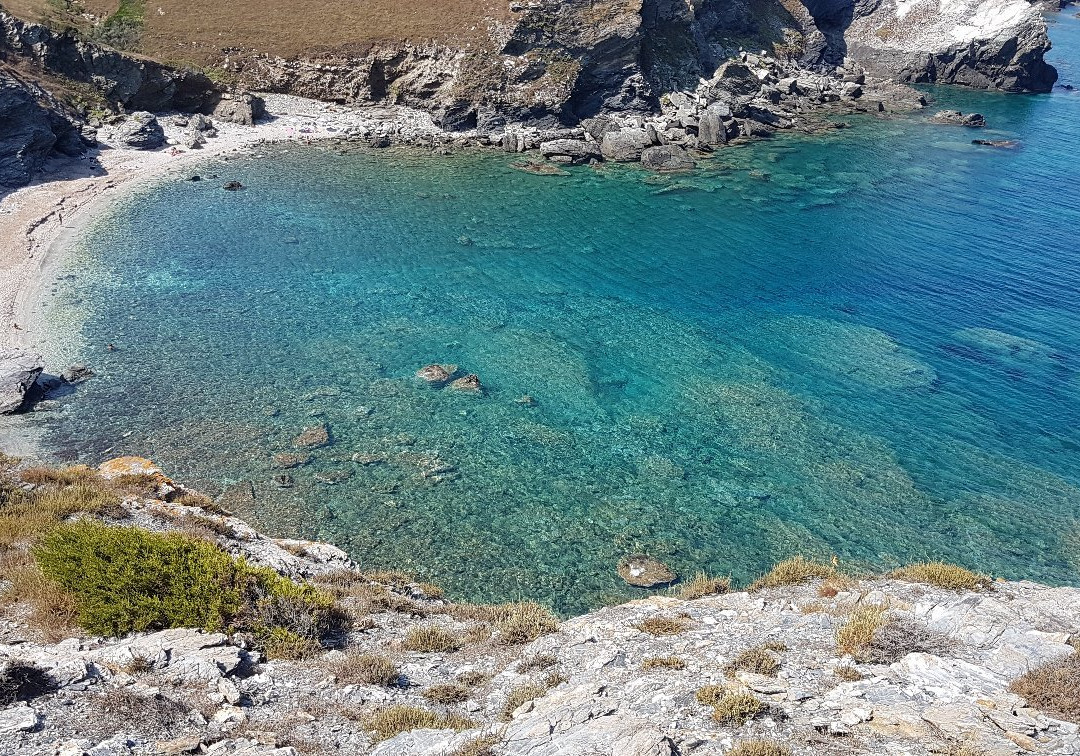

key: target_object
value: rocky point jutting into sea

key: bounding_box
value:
[0,457,1078,756]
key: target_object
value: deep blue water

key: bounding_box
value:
[21,14,1080,613]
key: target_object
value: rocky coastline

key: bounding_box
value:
[0,458,1078,756]
[0,0,1064,188]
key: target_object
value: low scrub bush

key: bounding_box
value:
[1009,653,1080,722]
[447,601,559,644]
[750,556,836,590]
[0,473,121,550]
[450,735,501,756]
[516,654,558,673]
[859,616,955,664]
[364,705,475,742]
[32,521,343,656]
[834,663,864,682]
[889,562,992,591]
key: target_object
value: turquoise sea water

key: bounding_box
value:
[24,14,1080,613]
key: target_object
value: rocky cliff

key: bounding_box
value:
[791,0,1058,92]
[228,0,1057,128]
[0,65,84,187]
[1,10,222,113]
[0,459,1078,756]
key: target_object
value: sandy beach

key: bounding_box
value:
[0,94,445,361]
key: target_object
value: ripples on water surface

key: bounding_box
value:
[26,15,1080,612]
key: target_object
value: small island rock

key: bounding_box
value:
[617,554,677,587]
[450,374,483,394]
[417,364,458,385]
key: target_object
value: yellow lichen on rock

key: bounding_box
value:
[97,456,165,481]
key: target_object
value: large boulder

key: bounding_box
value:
[641,144,695,171]
[210,92,266,126]
[698,102,731,147]
[111,112,164,149]
[0,349,43,413]
[600,129,652,162]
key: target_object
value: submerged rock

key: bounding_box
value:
[930,110,986,127]
[0,349,43,413]
[294,424,330,449]
[617,554,676,587]
[273,452,311,469]
[640,145,695,172]
[972,139,1020,149]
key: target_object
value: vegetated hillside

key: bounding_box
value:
[3,0,513,66]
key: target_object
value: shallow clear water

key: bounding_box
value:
[24,14,1080,613]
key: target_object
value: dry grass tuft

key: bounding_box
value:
[634,616,691,636]
[446,601,558,645]
[889,562,992,592]
[1009,653,1080,723]
[516,654,558,673]
[642,656,686,671]
[836,604,887,657]
[763,640,788,652]
[422,683,470,705]
[727,741,792,756]
[859,616,955,664]
[675,571,731,600]
[328,652,399,687]
[834,663,864,682]
[0,476,122,550]
[363,705,475,742]
[402,625,462,653]
[749,556,836,590]
[0,554,80,641]
[450,735,502,756]
[696,687,766,725]
[457,670,489,687]
[501,683,548,720]
[727,646,780,676]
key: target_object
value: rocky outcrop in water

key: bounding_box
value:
[0,349,43,412]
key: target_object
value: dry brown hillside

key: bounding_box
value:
[3,0,512,66]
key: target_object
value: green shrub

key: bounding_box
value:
[363,705,475,742]
[33,521,342,656]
